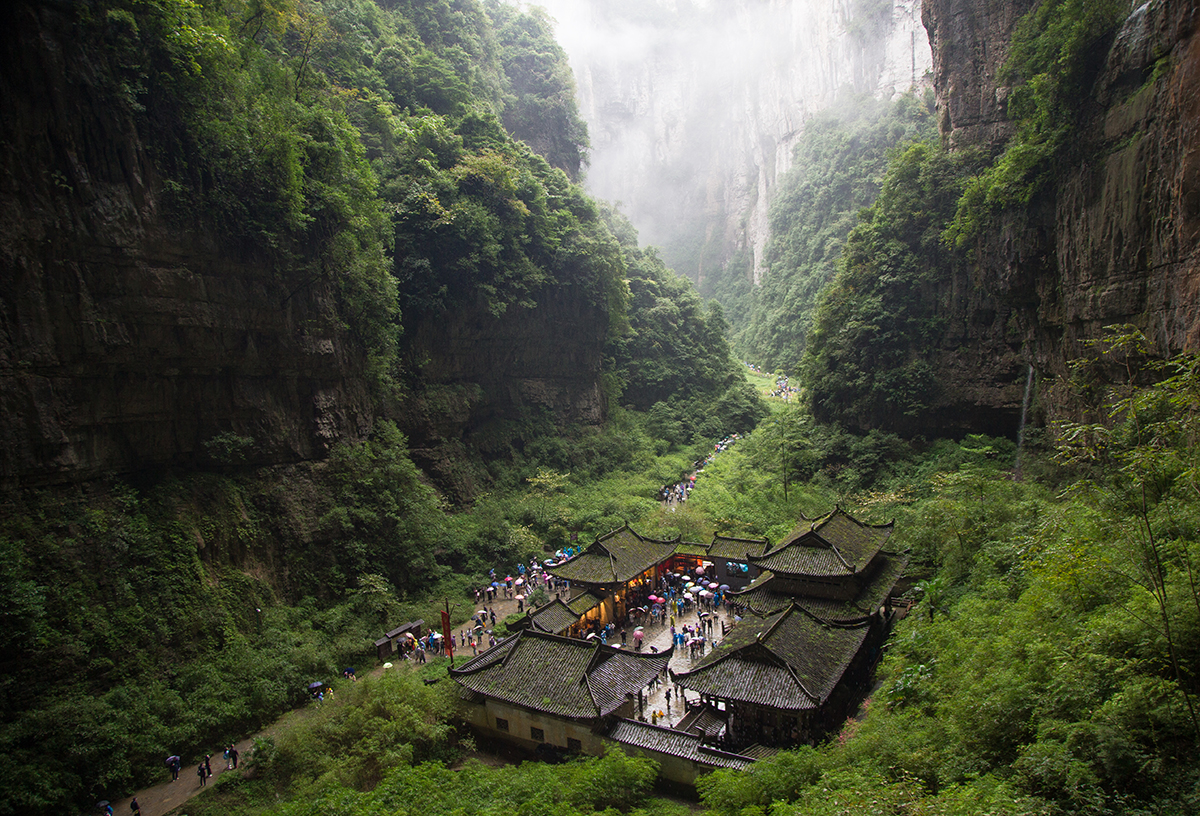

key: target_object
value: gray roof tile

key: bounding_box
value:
[608,719,753,769]
[450,630,671,719]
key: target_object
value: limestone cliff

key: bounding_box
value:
[0,4,376,488]
[538,0,933,292]
[924,0,1200,425]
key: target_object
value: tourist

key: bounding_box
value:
[197,762,207,786]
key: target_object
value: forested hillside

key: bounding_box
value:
[0,0,758,812]
[4,0,1200,814]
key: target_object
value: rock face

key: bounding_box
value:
[539,0,933,291]
[0,4,374,488]
[923,0,1200,425]
[396,288,608,499]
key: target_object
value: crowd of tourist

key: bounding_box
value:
[659,433,743,506]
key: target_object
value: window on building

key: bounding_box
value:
[495,717,509,732]
[530,727,544,742]
[566,737,582,752]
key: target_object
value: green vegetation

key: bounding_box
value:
[947,0,1128,244]
[13,1,1200,815]
[735,91,937,373]
[180,669,676,816]
[801,139,970,430]
[606,207,768,448]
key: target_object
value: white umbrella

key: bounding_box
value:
[383,662,393,669]
[515,594,524,600]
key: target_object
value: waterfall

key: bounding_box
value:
[1015,364,1034,476]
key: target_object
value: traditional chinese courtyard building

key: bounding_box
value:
[545,525,680,629]
[731,508,907,623]
[470,507,907,771]
[671,603,873,748]
[451,627,758,784]
[452,628,671,754]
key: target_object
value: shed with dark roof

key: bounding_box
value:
[608,719,753,785]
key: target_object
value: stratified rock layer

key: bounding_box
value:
[0,4,372,487]
[922,0,1200,428]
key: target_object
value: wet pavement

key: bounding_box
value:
[606,598,741,729]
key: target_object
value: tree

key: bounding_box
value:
[1055,325,1200,740]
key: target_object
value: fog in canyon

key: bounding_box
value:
[520,0,932,296]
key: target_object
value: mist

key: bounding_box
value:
[504,0,931,293]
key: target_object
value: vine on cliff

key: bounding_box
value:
[946,0,1128,245]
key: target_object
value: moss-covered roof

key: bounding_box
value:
[566,591,606,615]
[750,508,893,579]
[548,525,679,586]
[732,550,910,620]
[672,604,868,711]
[528,599,583,634]
[707,535,770,561]
[450,630,672,719]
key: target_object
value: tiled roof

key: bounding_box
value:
[528,600,582,634]
[708,535,770,561]
[566,591,606,615]
[548,526,679,585]
[751,508,893,578]
[731,550,909,621]
[450,630,671,719]
[608,719,753,769]
[676,706,728,738]
[672,605,868,711]
[587,648,673,716]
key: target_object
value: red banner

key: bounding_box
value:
[441,609,454,659]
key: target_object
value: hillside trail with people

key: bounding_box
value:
[102,583,535,816]
[98,511,745,815]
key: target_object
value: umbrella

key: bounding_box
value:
[586,632,597,639]
[307,681,324,689]
[505,575,513,581]
[634,630,644,641]
[344,667,356,674]
[696,566,706,574]
[477,610,487,615]
[719,584,730,592]
[514,594,524,600]
[683,592,694,599]
[709,582,719,589]
[515,577,524,586]
[491,581,499,587]
[97,801,110,809]
[432,632,443,639]
[406,632,415,639]
[383,662,393,668]
[634,625,644,631]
